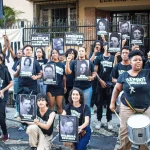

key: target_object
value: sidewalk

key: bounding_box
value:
[0,107,140,150]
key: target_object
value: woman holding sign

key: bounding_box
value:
[62,88,91,150]
[65,46,96,108]
[35,47,48,94]
[46,49,66,114]
[14,45,42,130]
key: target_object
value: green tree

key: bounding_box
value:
[0,5,24,28]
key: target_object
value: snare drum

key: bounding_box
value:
[127,114,150,145]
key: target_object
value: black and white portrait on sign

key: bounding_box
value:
[59,115,78,142]
[42,64,57,85]
[75,60,90,81]
[19,94,36,121]
[96,18,109,35]
[20,57,34,77]
[131,25,144,45]
[119,21,131,39]
[52,38,64,54]
[108,32,122,53]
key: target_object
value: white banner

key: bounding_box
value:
[0,29,23,79]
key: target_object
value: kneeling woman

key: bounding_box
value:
[25,93,55,150]
[62,88,91,150]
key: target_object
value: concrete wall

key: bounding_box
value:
[3,0,33,21]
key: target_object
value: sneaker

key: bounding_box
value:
[90,107,94,115]
[107,121,113,130]
[2,133,9,142]
[91,127,93,133]
[95,121,102,130]
[14,112,19,118]
[18,125,26,131]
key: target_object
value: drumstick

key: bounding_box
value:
[114,109,121,121]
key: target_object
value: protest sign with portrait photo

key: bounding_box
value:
[59,115,78,143]
[52,38,64,55]
[42,64,57,85]
[108,32,122,53]
[20,56,34,77]
[119,21,131,40]
[131,25,144,45]
[19,94,36,121]
[96,18,109,35]
[75,60,90,81]
[65,33,84,46]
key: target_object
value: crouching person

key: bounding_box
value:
[21,93,55,150]
[62,88,91,150]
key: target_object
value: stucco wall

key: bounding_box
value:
[3,0,33,21]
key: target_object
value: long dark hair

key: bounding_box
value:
[35,47,46,59]
[68,88,84,105]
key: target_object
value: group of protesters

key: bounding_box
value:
[0,33,150,150]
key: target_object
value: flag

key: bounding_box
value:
[0,0,4,19]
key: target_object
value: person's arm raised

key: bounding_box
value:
[65,56,72,75]
[113,52,120,67]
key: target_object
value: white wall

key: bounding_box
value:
[3,0,33,21]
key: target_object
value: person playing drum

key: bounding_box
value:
[110,50,150,150]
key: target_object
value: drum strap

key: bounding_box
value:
[125,97,148,114]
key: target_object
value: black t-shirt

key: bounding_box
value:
[88,51,103,63]
[37,108,54,136]
[117,70,150,109]
[37,59,48,70]
[70,60,94,90]
[64,104,90,126]
[0,65,12,101]
[111,62,132,79]
[144,60,150,69]
[18,59,41,88]
[47,61,65,88]
[12,57,19,71]
[63,61,74,87]
[95,55,114,81]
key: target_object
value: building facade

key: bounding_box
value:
[4,0,33,21]
[26,0,150,54]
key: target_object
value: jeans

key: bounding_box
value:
[13,78,19,112]
[37,80,47,94]
[82,86,92,108]
[91,79,97,107]
[0,101,7,135]
[75,125,91,150]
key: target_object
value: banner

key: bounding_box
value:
[0,29,23,77]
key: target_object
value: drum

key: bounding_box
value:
[127,114,150,145]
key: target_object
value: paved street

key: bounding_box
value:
[0,107,142,150]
